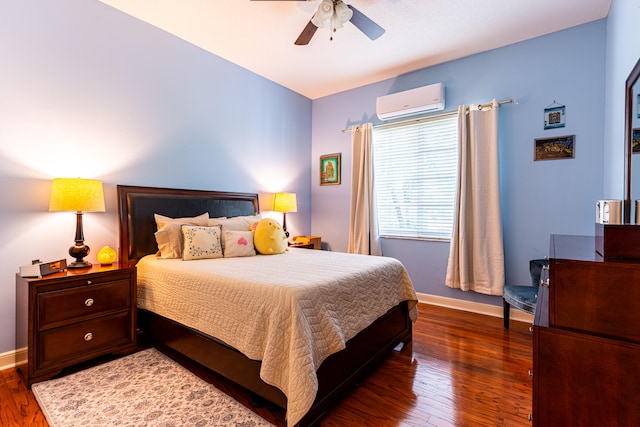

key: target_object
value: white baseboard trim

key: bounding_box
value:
[417,292,534,324]
[0,347,27,372]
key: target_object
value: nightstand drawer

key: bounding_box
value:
[38,279,131,330]
[37,311,132,369]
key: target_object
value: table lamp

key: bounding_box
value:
[273,192,297,238]
[49,178,105,269]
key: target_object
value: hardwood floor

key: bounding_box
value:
[0,303,532,426]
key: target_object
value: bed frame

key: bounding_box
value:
[117,184,412,426]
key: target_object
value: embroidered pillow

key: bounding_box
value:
[223,230,256,258]
[181,225,223,261]
[154,212,210,259]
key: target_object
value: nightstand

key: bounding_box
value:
[15,263,137,387]
[291,235,322,250]
[289,242,314,249]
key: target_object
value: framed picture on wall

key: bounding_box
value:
[320,153,341,185]
[544,103,566,130]
[534,135,575,161]
[633,128,640,153]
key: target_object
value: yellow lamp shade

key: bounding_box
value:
[97,246,117,265]
[49,178,105,212]
[273,192,297,213]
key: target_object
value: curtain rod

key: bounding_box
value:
[341,98,517,133]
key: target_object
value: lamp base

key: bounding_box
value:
[68,242,91,269]
[68,260,92,269]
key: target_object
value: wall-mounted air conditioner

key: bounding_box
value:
[376,83,445,120]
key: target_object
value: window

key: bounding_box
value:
[372,114,458,240]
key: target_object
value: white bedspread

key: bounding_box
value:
[136,248,418,426]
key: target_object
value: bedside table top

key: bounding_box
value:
[17,263,133,282]
[289,242,314,249]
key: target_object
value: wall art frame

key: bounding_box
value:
[534,135,575,161]
[633,128,640,153]
[320,153,341,185]
[544,102,566,130]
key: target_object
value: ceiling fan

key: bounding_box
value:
[253,0,385,45]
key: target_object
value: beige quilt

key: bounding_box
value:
[136,248,418,426]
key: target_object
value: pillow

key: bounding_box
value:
[154,212,210,259]
[209,214,262,251]
[155,212,209,229]
[253,218,287,255]
[208,214,262,231]
[154,223,185,259]
[181,225,223,260]
[223,230,256,258]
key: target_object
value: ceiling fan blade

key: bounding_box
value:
[348,5,385,40]
[295,20,318,45]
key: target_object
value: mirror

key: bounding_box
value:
[624,57,640,223]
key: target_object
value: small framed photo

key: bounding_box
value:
[320,153,341,185]
[544,105,566,129]
[633,128,640,153]
[534,135,575,161]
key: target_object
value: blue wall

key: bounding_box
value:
[311,20,607,306]
[0,0,312,354]
[603,0,640,202]
[1,0,638,356]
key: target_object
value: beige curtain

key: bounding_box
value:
[348,123,382,255]
[446,100,505,295]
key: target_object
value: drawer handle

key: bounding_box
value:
[85,298,94,307]
[84,332,93,341]
[528,369,534,377]
[87,280,92,285]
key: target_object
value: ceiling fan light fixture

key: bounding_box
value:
[312,0,334,28]
[334,0,353,25]
[293,0,384,45]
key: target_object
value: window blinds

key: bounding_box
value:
[373,115,458,240]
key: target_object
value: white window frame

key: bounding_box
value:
[372,113,458,241]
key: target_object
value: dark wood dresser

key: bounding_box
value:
[533,234,640,425]
[15,263,137,387]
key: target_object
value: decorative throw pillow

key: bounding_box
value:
[209,214,262,250]
[181,225,223,260]
[223,230,256,258]
[154,212,210,259]
[253,218,287,255]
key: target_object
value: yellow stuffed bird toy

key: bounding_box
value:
[253,218,288,255]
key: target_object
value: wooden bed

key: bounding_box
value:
[117,184,413,426]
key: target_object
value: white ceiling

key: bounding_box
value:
[99,0,611,100]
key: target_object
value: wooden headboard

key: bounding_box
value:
[117,185,259,266]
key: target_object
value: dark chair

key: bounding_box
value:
[503,259,548,329]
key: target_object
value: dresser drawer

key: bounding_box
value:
[550,260,640,343]
[38,279,131,330]
[533,326,640,425]
[37,311,132,370]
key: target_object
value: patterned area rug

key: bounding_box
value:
[32,348,275,427]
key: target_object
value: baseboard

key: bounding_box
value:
[417,292,534,324]
[0,347,27,372]
[1,295,527,371]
